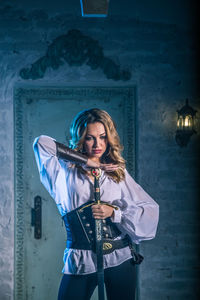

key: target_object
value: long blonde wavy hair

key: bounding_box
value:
[69,108,126,182]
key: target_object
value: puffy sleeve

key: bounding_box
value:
[115,169,159,244]
[33,135,66,201]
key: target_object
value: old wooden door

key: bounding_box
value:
[14,86,136,300]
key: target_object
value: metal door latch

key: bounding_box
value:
[31,196,42,239]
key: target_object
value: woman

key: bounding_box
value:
[33,108,159,300]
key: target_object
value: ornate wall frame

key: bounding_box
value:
[14,86,136,299]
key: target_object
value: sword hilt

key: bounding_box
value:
[91,168,101,204]
[91,168,118,210]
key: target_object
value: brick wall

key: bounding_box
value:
[0,1,199,299]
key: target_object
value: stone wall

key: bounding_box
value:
[0,1,199,299]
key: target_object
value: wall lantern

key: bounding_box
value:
[80,0,109,17]
[175,99,197,147]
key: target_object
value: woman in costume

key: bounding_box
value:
[33,108,159,300]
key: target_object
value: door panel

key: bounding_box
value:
[14,87,136,300]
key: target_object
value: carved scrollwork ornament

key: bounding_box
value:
[19,29,131,81]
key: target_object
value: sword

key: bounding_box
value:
[91,168,105,300]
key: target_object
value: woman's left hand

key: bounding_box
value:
[100,163,119,172]
[91,204,114,219]
[84,160,119,172]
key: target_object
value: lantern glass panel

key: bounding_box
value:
[184,115,189,127]
[177,116,183,129]
[184,115,193,130]
[188,116,192,128]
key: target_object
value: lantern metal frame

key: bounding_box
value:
[175,99,197,147]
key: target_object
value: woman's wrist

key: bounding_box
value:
[86,158,100,168]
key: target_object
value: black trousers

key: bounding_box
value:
[58,259,136,300]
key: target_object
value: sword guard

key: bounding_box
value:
[104,203,119,210]
[95,202,119,211]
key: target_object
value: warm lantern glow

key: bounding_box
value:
[177,114,193,130]
[175,99,197,147]
[184,116,189,127]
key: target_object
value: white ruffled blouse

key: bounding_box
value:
[33,135,159,275]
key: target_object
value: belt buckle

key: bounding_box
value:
[103,242,112,251]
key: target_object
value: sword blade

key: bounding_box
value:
[92,168,105,300]
[95,218,105,300]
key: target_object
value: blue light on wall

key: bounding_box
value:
[80,0,109,17]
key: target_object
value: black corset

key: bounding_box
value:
[62,201,121,251]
